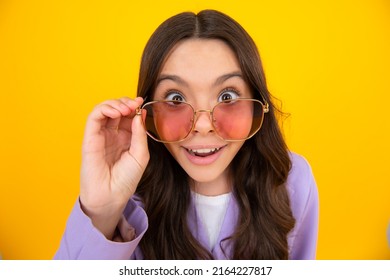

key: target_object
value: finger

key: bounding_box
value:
[113,111,149,192]
[117,115,133,133]
[117,97,145,133]
[117,97,144,113]
[102,97,144,122]
[101,99,132,117]
[84,98,145,139]
[100,99,138,131]
[127,111,149,168]
[119,96,144,107]
[129,112,148,159]
[85,103,124,136]
[105,116,122,131]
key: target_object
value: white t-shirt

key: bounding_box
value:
[192,192,231,250]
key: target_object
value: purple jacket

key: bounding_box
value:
[54,152,319,259]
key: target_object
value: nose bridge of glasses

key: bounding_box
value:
[193,108,215,131]
[195,108,212,114]
[194,108,214,120]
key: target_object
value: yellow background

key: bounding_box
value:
[0,0,389,259]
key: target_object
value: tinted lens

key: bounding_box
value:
[213,100,264,140]
[143,101,194,142]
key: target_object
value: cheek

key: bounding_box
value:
[227,142,245,159]
[214,103,254,140]
[155,117,191,142]
[215,114,252,139]
[154,106,193,142]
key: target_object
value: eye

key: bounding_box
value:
[165,91,185,103]
[218,88,240,102]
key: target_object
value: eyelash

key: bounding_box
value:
[220,87,241,96]
[163,89,185,101]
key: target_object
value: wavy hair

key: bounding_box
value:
[135,9,295,259]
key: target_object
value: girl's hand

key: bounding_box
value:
[79,97,149,239]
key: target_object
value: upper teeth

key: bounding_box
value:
[189,148,220,154]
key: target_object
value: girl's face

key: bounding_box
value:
[153,39,253,193]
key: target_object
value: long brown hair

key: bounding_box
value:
[135,9,295,259]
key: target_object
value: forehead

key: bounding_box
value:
[160,39,241,78]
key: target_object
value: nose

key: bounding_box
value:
[193,110,214,136]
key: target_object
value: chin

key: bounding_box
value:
[181,164,230,185]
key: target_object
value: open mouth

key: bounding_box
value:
[185,146,225,157]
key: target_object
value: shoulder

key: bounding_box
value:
[286,152,318,223]
[287,152,316,197]
[286,152,319,259]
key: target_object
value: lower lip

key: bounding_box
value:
[183,147,224,166]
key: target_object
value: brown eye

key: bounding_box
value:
[218,89,239,102]
[221,94,232,101]
[172,95,183,101]
[166,92,185,104]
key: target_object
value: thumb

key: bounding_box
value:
[128,110,149,168]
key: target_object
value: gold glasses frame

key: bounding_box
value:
[136,98,269,144]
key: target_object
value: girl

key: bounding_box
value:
[55,9,318,260]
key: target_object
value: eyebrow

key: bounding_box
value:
[156,74,188,87]
[156,71,244,87]
[213,71,243,86]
